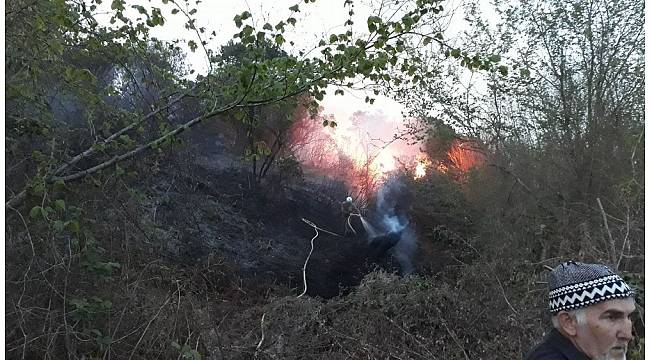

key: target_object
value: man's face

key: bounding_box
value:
[574,298,636,360]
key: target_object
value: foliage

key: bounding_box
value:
[6,0,493,207]
[5,0,644,359]
[399,0,644,266]
[205,267,547,359]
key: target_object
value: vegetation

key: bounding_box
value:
[5,0,643,359]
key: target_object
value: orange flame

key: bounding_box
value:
[446,140,486,173]
[289,110,485,195]
[414,155,430,179]
[289,112,424,199]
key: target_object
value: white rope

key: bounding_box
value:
[297,218,341,298]
[346,212,361,234]
[297,227,318,298]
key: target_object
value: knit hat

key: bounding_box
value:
[548,261,634,314]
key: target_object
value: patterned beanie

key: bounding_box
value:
[548,261,634,314]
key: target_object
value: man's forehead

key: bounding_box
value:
[589,298,636,313]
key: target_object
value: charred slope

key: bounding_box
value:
[146,159,408,299]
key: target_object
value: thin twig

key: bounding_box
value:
[616,207,631,269]
[254,313,266,356]
[596,198,616,267]
[494,273,518,316]
[436,309,470,360]
[127,294,173,360]
[382,314,435,358]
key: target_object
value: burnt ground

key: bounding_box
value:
[140,137,409,299]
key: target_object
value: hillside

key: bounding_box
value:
[5,0,644,359]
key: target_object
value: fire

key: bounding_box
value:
[445,139,486,173]
[289,111,423,198]
[414,155,430,179]
[288,108,486,197]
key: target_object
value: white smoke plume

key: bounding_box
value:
[375,175,416,274]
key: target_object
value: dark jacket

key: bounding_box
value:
[341,201,355,216]
[525,328,590,360]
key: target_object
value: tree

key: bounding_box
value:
[7,0,472,208]
[398,0,644,265]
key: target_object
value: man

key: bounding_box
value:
[525,261,636,360]
[340,196,358,236]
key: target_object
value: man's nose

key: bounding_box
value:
[617,319,633,342]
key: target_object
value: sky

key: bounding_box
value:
[97,0,495,127]
[91,0,498,149]
[146,0,409,123]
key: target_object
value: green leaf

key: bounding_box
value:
[34,17,46,31]
[242,25,253,36]
[131,5,147,15]
[450,48,461,58]
[188,349,202,360]
[287,17,297,26]
[488,54,501,63]
[54,180,66,191]
[31,182,46,196]
[498,65,508,76]
[66,220,81,233]
[91,143,106,152]
[79,69,96,82]
[29,206,43,219]
[275,34,285,45]
[48,39,64,55]
[329,34,338,44]
[111,0,125,11]
[189,8,197,15]
[289,4,299,12]
[53,220,65,233]
[54,199,66,212]
[171,9,179,14]
[263,23,273,31]
[96,335,112,346]
[401,15,413,29]
[233,15,242,28]
[367,16,380,32]
[520,68,531,77]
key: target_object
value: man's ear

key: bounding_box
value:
[557,311,578,336]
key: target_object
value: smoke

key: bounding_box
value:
[374,175,416,274]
